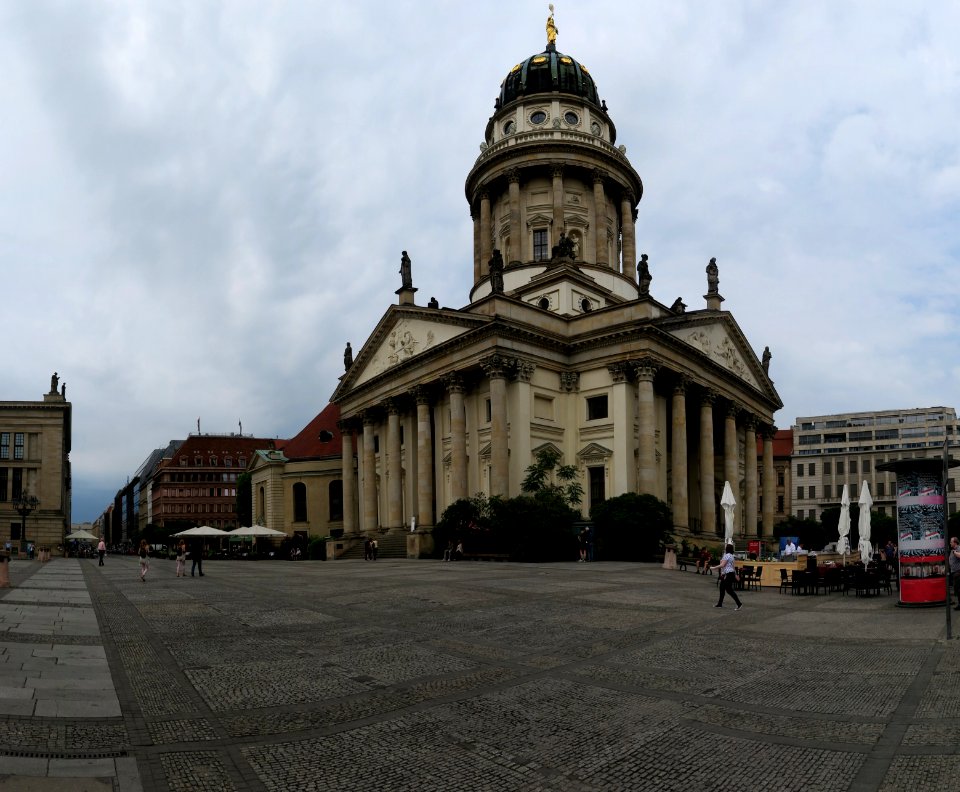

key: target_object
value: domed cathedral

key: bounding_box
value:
[330,11,782,558]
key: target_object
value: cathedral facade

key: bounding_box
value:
[331,23,782,557]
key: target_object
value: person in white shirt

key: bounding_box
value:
[783,540,797,558]
[796,543,808,556]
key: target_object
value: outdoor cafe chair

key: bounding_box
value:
[778,568,791,594]
[748,566,763,592]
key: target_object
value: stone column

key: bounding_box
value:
[479,190,491,277]
[724,404,739,495]
[361,412,378,532]
[337,420,357,535]
[609,362,631,496]
[633,358,658,497]
[508,170,521,265]
[620,193,636,280]
[472,208,481,282]
[592,171,607,266]
[699,392,716,537]
[551,165,565,237]
[385,399,403,529]
[414,388,434,527]
[761,427,776,539]
[744,416,758,538]
[446,374,467,501]
[510,360,535,487]
[671,378,688,531]
[482,354,511,498]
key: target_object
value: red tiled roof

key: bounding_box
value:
[282,403,342,460]
[169,435,277,465]
[756,428,793,457]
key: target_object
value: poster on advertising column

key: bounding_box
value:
[879,458,957,606]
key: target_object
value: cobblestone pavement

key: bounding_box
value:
[4,556,960,791]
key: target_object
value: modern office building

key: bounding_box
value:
[791,407,959,521]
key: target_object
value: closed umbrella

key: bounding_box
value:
[858,480,873,564]
[837,484,851,563]
[721,480,736,549]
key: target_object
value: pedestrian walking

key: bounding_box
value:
[371,538,378,561]
[364,538,371,561]
[97,538,106,566]
[711,543,742,610]
[176,540,187,578]
[191,539,204,577]
[138,540,149,582]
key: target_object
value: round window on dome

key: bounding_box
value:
[564,111,579,126]
[530,110,547,125]
[503,120,515,135]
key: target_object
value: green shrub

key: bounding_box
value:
[591,493,672,561]
[307,536,327,560]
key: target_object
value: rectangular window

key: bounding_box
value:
[823,461,831,475]
[0,468,6,502]
[877,482,885,497]
[798,434,821,445]
[0,433,8,460]
[863,460,871,473]
[777,470,784,487]
[534,395,554,420]
[808,463,815,476]
[586,395,608,421]
[12,469,22,500]
[533,229,549,261]
[808,485,816,499]
[796,509,804,520]
[850,460,858,474]
[797,485,804,500]
[589,466,605,506]
[837,461,845,475]
[13,433,24,460]
[776,495,784,513]
[824,484,832,499]
[485,399,492,423]
[796,464,804,477]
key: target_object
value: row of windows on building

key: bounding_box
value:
[162,502,236,514]
[0,433,24,460]
[178,456,246,468]
[166,472,240,484]
[796,479,956,501]
[162,488,238,498]
[0,468,24,501]
[799,413,952,431]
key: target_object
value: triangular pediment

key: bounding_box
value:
[668,317,762,390]
[338,307,485,393]
[578,443,613,461]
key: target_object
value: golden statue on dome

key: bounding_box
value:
[546,4,558,46]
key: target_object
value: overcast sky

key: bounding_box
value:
[3,1,958,522]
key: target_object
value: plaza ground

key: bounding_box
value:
[1,555,959,791]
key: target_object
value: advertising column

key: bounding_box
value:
[878,458,958,606]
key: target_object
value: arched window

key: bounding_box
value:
[293,482,307,523]
[329,480,343,521]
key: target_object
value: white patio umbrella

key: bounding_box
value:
[837,484,851,563]
[228,526,286,537]
[721,480,737,549]
[173,526,230,537]
[65,529,99,541]
[857,480,873,563]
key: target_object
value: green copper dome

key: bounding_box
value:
[498,45,601,109]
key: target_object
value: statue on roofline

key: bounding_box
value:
[546,4,558,46]
[399,250,413,289]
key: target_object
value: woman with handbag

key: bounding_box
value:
[711,543,742,610]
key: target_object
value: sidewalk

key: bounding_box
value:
[0,558,140,792]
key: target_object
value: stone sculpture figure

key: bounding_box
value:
[546,4,558,45]
[61,383,66,398]
[344,342,353,370]
[706,257,719,295]
[399,250,413,289]
[761,346,772,375]
[670,297,686,314]
[428,296,439,309]
[638,253,652,295]
[489,249,505,294]
[50,372,59,393]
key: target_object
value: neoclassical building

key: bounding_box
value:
[331,21,782,556]
[0,375,72,552]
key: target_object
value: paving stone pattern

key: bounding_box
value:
[6,555,960,790]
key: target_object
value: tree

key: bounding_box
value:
[521,447,583,508]
[590,493,672,561]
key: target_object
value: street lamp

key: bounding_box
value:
[13,492,39,551]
